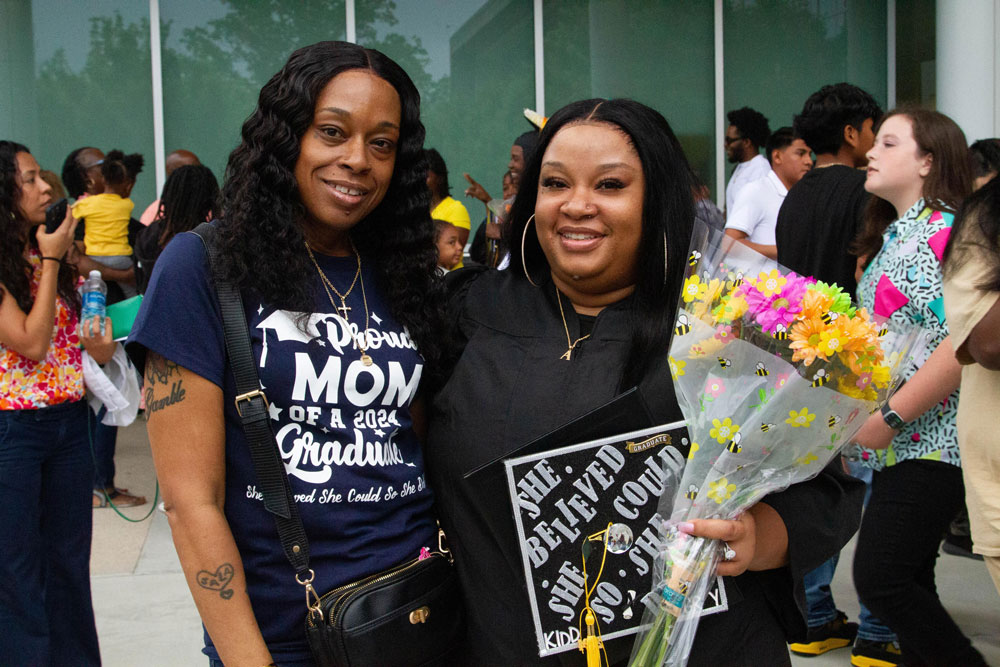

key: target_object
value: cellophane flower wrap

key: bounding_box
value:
[628,226,929,667]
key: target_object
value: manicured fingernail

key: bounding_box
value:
[677,522,695,534]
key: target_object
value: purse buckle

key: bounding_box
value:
[296,569,323,622]
[234,389,269,417]
[409,606,430,624]
[437,526,453,564]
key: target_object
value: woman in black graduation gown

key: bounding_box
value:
[424,99,865,666]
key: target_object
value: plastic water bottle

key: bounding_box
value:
[80,270,107,336]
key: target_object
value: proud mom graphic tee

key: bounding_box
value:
[128,232,436,662]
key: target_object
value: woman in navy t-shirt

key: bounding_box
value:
[127,42,448,666]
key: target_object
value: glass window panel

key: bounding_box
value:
[159,0,347,188]
[895,0,935,108]
[723,0,887,180]
[1,1,157,206]
[543,0,717,197]
[360,0,535,228]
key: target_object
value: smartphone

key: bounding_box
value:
[44,198,68,234]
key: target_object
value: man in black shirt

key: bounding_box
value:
[777,84,902,666]
[775,83,881,297]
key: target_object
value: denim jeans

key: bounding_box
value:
[803,460,896,642]
[854,459,987,666]
[89,405,119,490]
[0,401,100,666]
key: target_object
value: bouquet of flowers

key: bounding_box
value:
[628,227,929,667]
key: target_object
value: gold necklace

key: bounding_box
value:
[555,286,591,361]
[304,241,360,319]
[305,241,373,366]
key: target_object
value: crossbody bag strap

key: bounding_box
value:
[191,223,312,578]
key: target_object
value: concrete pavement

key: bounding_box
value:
[92,419,1000,666]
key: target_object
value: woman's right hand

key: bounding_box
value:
[463,173,491,203]
[35,207,78,260]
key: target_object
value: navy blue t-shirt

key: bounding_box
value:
[127,232,437,662]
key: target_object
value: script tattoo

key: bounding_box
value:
[196,563,235,600]
[145,353,187,415]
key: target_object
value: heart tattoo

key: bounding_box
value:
[197,563,235,600]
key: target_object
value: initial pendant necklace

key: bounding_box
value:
[305,241,373,366]
[556,285,591,361]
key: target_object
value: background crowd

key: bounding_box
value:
[1,37,999,667]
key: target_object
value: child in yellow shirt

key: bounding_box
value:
[71,150,143,297]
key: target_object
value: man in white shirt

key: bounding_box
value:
[724,106,772,215]
[725,127,813,259]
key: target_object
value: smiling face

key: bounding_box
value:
[16,151,53,226]
[864,114,932,213]
[294,69,401,254]
[534,122,645,306]
[509,145,525,178]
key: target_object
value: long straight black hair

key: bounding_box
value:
[505,98,695,389]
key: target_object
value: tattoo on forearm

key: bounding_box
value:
[145,353,187,414]
[196,563,235,600]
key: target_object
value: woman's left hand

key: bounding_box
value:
[850,412,897,450]
[679,512,757,577]
[80,316,115,365]
[678,502,789,576]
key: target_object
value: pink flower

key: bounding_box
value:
[856,372,873,389]
[740,273,811,334]
[705,378,727,398]
[774,373,790,390]
[714,325,733,342]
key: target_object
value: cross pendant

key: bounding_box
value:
[337,300,351,318]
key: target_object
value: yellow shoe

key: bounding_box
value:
[789,612,859,656]
[851,639,901,667]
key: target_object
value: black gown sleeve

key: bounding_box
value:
[758,459,866,640]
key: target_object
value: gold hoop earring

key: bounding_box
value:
[521,214,539,287]
[663,232,669,285]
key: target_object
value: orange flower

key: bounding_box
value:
[798,289,833,322]
[789,316,828,366]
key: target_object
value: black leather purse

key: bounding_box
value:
[193,224,464,667]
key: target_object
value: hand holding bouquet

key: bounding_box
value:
[629,228,928,666]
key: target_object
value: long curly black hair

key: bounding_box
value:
[506,99,695,390]
[216,41,447,381]
[0,141,80,313]
[157,164,219,246]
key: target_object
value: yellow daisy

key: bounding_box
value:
[682,275,708,304]
[710,417,740,444]
[786,407,815,428]
[707,477,737,504]
[755,269,788,297]
[817,328,846,357]
[669,356,687,379]
[688,442,700,460]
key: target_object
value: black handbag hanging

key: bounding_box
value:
[192,224,464,667]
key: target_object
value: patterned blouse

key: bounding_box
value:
[856,199,960,470]
[0,249,85,410]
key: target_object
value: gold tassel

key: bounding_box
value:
[580,609,603,667]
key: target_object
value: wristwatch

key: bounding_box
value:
[880,401,906,430]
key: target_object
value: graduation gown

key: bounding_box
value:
[425,268,864,666]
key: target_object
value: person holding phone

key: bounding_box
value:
[0,140,116,665]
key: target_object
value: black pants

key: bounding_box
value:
[853,459,986,667]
